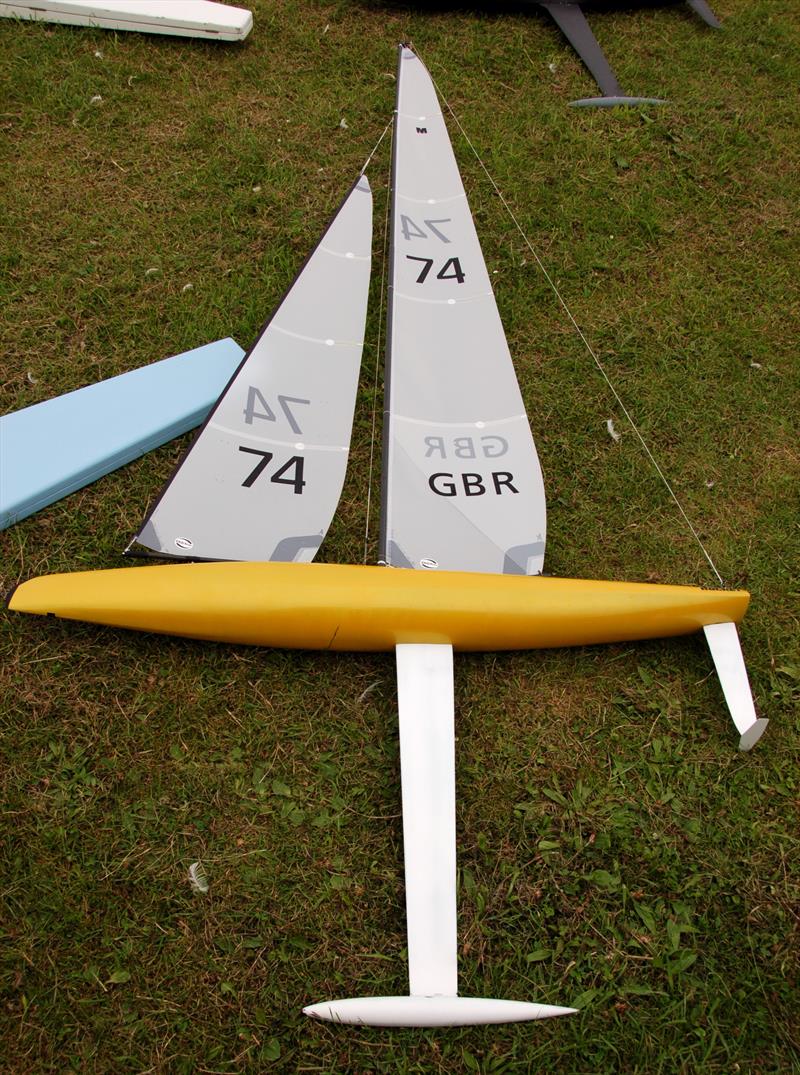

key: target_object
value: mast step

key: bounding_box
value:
[303,995,577,1027]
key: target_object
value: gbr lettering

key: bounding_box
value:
[428,472,519,497]
[424,435,508,459]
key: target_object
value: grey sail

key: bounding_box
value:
[132,175,372,563]
[380,48,546,576]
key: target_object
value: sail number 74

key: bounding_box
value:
[406,256,465,285]
[238,447,305,494]
[243,387,310,434]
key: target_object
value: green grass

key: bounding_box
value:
[1,0,799,1071]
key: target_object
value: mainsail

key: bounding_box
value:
[381,47,546,576]
[131,176,372,563]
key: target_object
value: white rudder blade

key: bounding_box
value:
[704,622,768,750]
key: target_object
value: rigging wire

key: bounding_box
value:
[361,115,393,175]
[362,116,394,563]
[419,52,725,587]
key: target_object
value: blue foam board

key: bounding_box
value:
[0,337,244,529]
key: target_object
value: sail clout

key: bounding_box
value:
[380,48,546,576]
[132,175,372,563]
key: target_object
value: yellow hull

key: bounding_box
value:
[8,562,749,652]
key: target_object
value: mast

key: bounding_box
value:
[377,44,403,566]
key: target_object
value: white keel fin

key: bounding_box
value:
[703,622,768,750]
[397,642,458,997]
[304,643,576,1028]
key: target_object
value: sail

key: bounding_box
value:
[132,175,372,563]
[380,48,546,576]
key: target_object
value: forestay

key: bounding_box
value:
[380,48,546,575]
[132,176,372,563]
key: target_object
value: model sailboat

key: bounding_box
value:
[7,46,766,1027]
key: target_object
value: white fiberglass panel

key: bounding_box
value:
[0,1,253,40]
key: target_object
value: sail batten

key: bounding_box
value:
[269,325,366,345]
[380,48,545,576]
[206,424,350,452]
[393,292,494,306]
[132,175,372,564]
[392,414,528,428]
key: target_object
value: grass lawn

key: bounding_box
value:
[1,0,798,1071]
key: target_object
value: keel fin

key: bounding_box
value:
[539,1,624,98]
[570,95,666,108]
[703,622,767,750]
[303,643,575,1027]
[686,0,722,30]
[396,643,458,997]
